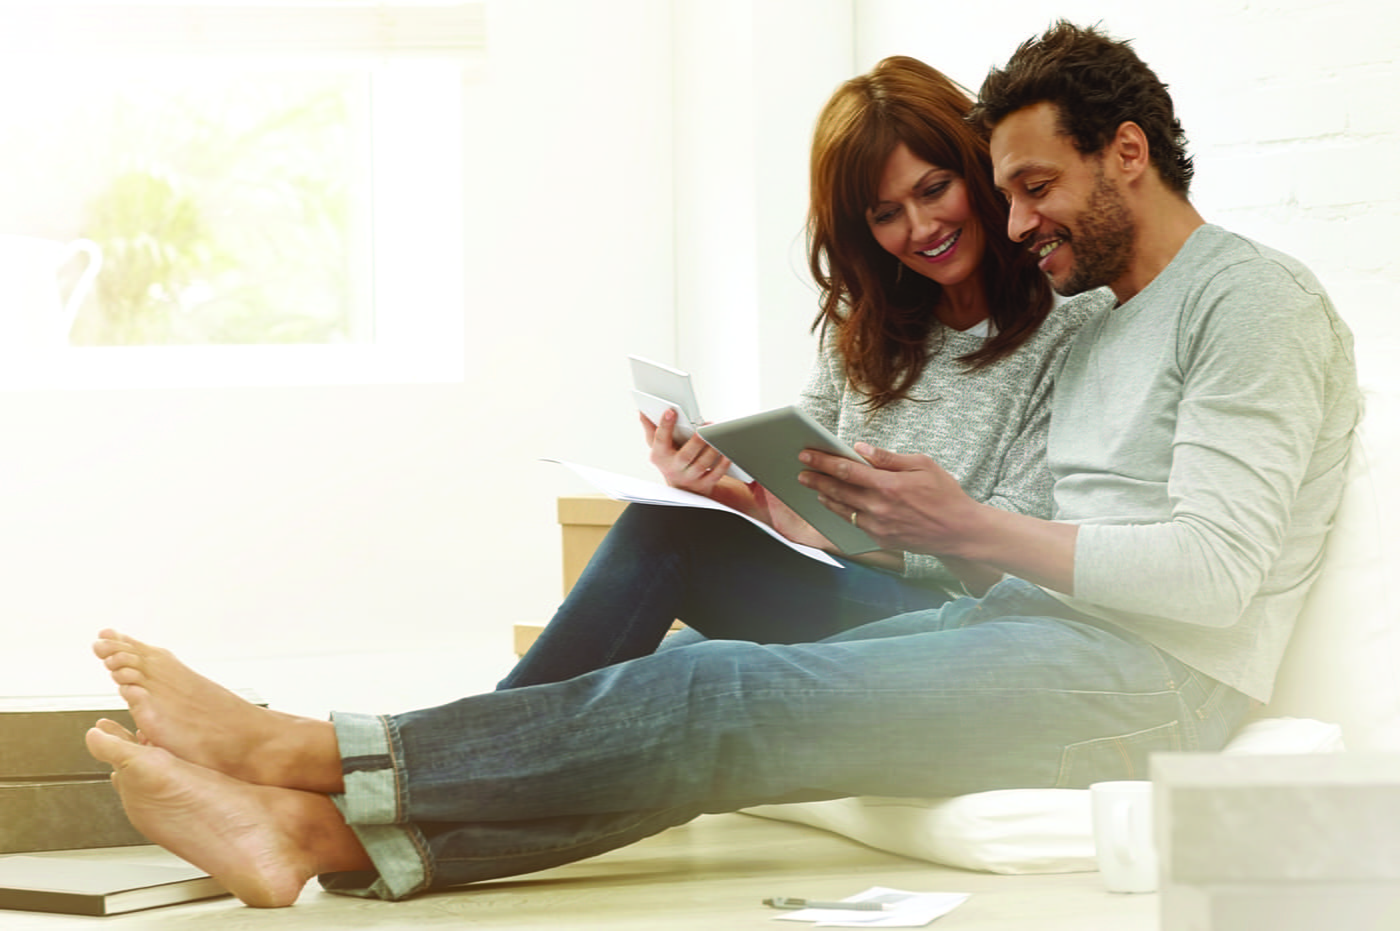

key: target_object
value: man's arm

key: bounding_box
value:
[798,444,1078,594]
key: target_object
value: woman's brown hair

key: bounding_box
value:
[809,56,1052,409]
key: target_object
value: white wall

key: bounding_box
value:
[672,0,853,418]
[7,0,1397,705]
[7,0,684,693]
[856,0,1400,378]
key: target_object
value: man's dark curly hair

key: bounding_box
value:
[970,21,1194,195]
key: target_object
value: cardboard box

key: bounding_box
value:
[557,495,628,596]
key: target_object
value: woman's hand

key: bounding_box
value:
[641,409,733,496]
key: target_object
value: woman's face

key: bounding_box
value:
[865,142,985,293]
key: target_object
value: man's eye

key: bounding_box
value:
[1026,182,1048,197]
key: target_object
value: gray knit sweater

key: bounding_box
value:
[799,293,1102,589]
[1049,225,1361,702]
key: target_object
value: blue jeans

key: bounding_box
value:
[323,511,1251,900]
[498,504,957,688]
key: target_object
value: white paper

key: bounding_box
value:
[549,460,842,567]
[770,887,970,927]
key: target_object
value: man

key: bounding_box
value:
[803,20,1360,706]
[86,23,1358,907]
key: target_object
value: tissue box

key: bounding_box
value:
[1152,752,1400,931]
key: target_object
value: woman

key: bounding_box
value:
[500,56,1098,687]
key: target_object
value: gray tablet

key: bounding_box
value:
[698,406,880,555]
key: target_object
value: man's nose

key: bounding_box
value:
[1006,197,1037,244]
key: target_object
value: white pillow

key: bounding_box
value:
[1264,376,1400,751]
[741,717,1343,874]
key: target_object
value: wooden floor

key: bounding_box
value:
[4,813,1157,930]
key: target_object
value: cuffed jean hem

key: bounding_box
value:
[321,711,432,901]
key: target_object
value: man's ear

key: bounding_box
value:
[1109,121,1151,182]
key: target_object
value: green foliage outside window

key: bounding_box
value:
[72,73,362,347]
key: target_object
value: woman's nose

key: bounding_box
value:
[910,207,940,242]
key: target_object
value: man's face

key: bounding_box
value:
[990,102,1135,298]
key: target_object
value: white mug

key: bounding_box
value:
[1089,780,1157,893]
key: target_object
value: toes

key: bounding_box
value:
[93,630,133,657]
[93,718,139,743]
[86,724,140,768]
[109,662,145,684]
[116,683,150,707]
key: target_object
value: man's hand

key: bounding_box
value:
[798,442,1079,594]
[797,444,979,556]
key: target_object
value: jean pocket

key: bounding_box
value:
[1184,675,1252,750]
[1054,719,1183,787]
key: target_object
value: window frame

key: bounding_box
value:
[0,1,484,390]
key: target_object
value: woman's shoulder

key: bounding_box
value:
[989,289,1113,375]
[1053,288,1114,324]
[1034,289,1114,341]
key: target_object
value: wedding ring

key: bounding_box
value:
[850,510,859,526]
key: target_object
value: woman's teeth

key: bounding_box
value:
[919,230,960,258]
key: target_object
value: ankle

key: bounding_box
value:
[263,717,344,794]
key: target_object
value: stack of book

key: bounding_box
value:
[0,695,150,854]
[0,855,226,916]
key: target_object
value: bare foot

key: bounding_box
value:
[86,720,371,908]
[93,629,343,793]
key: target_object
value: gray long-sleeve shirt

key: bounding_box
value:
[1049,225,1361,702]
[800,293,1101,589]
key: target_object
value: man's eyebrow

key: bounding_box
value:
[995,161,1053,193]
[1008,161,1051,181]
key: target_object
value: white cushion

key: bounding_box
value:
[1264,376,1400,751]
[742,717,1344,874]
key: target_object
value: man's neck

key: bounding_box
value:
[1110,195,1207,305]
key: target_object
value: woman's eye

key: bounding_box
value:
[871,209,898,225]
[923,181,949,199]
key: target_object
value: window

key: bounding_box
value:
[0,1,484,388]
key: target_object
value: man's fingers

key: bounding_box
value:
[800,448,870,484]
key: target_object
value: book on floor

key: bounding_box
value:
[0,691,268,855]
[0,855,228,916]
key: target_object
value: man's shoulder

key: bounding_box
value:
[1147,225,1338,341]
[1183,225,1326,294]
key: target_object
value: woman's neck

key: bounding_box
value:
[936,278,991,331]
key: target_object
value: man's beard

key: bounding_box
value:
[1053,167,1136,297]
